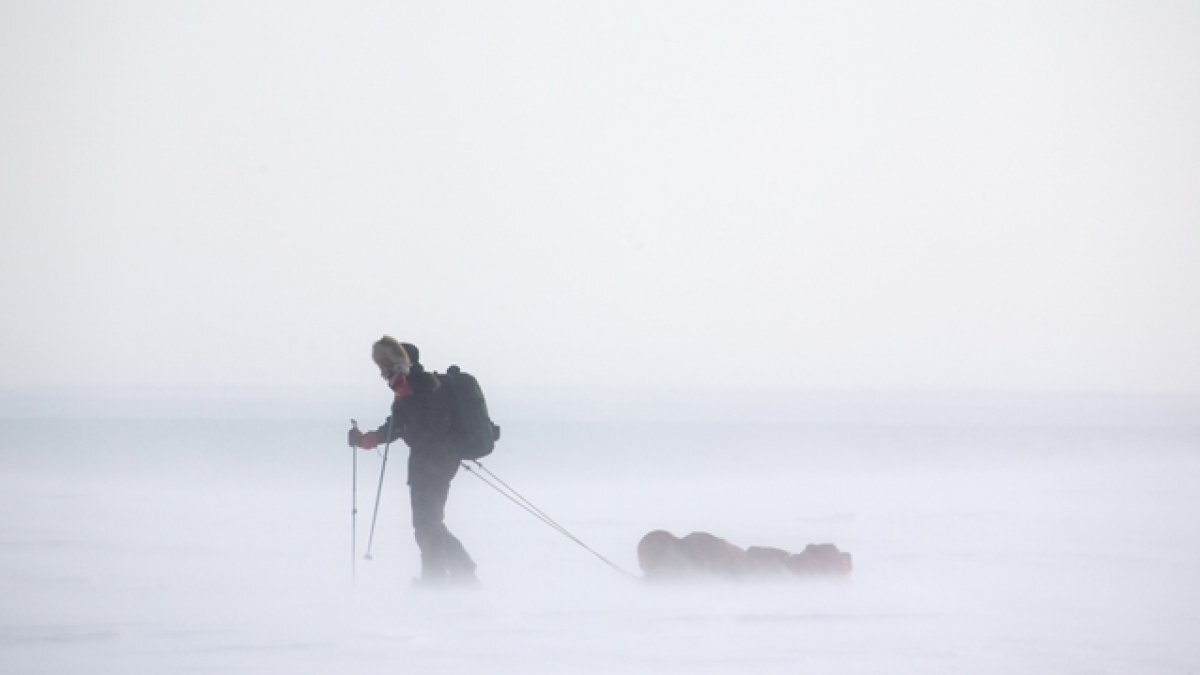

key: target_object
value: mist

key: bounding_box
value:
[3,1,1200,673]
[3,398,1199,673]
[3,1,1199,395]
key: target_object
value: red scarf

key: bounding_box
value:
[388,372,413,400]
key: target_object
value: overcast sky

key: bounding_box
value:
[2,1,1198,399]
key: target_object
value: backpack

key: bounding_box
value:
[436,365,500,460]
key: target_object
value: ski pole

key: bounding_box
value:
[350,419,359,581]
[362,418,395,561]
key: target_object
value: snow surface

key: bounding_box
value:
[2,407,1198,674]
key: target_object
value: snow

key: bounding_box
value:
[2,404,1198,674]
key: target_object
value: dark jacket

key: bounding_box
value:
[371,364,460,484]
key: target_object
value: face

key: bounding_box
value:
[372,343,408,379]
[373,355,390,379]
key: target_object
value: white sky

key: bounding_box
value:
[2,1,1198,396]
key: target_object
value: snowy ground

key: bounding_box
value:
[2,404,1198,674]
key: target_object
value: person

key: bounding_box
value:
[348,336,478,587]
[636,530,852,581]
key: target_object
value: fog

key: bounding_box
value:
[2,399,1199,673]
[3,2,1200,673]
[2,1,1199,396]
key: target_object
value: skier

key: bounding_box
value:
[349,336,478,587]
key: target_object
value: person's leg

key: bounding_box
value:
[410,476,477,583]
[441,479,476,583]
[410,477,450,582]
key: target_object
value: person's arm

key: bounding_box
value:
[356,396,414,449]
[349,374,417,449]
[370,410,406,446]
[349,415,400,449]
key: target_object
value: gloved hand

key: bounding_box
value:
[348,427,379,450]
